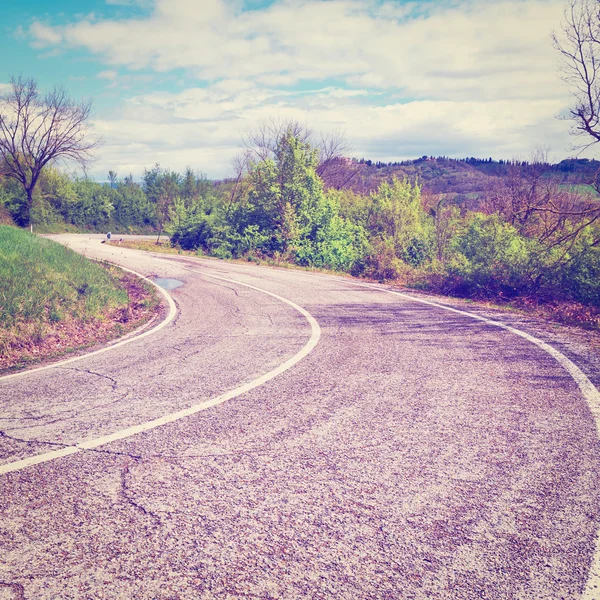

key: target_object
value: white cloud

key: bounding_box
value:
[212,79,256,95]
[97,70,118,80]
[27,0,567,102]
[23,0,579,178]
[89,82,573,180]
[29,22,63,47]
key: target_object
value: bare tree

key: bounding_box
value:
[553,0,600,148]
[156,171,181,244]
[0,76,100,226]
[239,117,357,189]
[242,118,313,164]
[223,151,253,213]
[481,149,600,266]
[429,195,464,264]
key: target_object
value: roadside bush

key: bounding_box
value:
[559,244,600,307]
[445,214,533,298]
[362,238,411,281]
[236,224,272,256]
[170,216,213,250]
[402,236,432,267]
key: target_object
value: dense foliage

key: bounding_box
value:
[1,129,599,314]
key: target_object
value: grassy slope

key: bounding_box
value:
[0,226,158,371]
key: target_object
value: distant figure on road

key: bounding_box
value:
[107,232,112,241]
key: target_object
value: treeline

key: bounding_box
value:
[355,155,600,171]
[0,164,217,232]
[357,156,527,168]
[1,127,600,314]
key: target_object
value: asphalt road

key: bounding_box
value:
[1,234,600,599]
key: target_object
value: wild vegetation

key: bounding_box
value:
[1,0,600,336]
[3,125,598,326]
[1,84,600,326]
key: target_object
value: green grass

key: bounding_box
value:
[0,225,128,332]
[557,183,600,196]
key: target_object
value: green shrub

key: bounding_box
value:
[559,244,600,306]
[445,214,534,298]
[402,236,432,267]
[170,216,213,251]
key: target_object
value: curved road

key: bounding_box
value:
[1,234,600,599]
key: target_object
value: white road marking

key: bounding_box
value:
[0,272,321,475]
[0,265,178,382]
[126,255,600,596]
[4,249,600,595]
[346,281,600,599]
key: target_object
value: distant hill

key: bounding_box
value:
[326,156,600,206]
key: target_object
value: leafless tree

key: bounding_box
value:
[0,76,100,226]
[242,118,313,164]
[481,149,600,261]
[239,117,358,189]
[552,0,600,193]
[553,0,600,148]
[427,194,465,264]
[223,151,253,213]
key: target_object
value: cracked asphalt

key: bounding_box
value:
[1,234,600,599]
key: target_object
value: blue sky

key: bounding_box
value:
[0,0,577,179]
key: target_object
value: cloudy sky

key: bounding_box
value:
[0,0,580,179]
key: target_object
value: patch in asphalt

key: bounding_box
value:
[153,278,184,290]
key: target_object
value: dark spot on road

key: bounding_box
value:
[153,278,184,290]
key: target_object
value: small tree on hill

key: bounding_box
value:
[0,76,100,226]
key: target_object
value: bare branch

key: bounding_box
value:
[553,0,600,146]
[236,118,356,190]
[0,75,101,225]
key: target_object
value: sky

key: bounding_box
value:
[0,0,581,180]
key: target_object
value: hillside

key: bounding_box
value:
[328,156,600,206]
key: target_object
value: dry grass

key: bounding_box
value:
[110,239,194,255]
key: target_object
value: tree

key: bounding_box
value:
[0,76,100,226]
[143,164,181,243]
[108,170,118,189]
[553,0,600,155]
[110,176,154,229]
[240,118,355,190]
[481,148,600,261]
[366,177,432,257]
[237,129,327,256]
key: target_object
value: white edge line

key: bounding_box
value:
[0,271,321,475]
[0,265,177,382]
[344,280,600,599]
[3,255,600,595]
